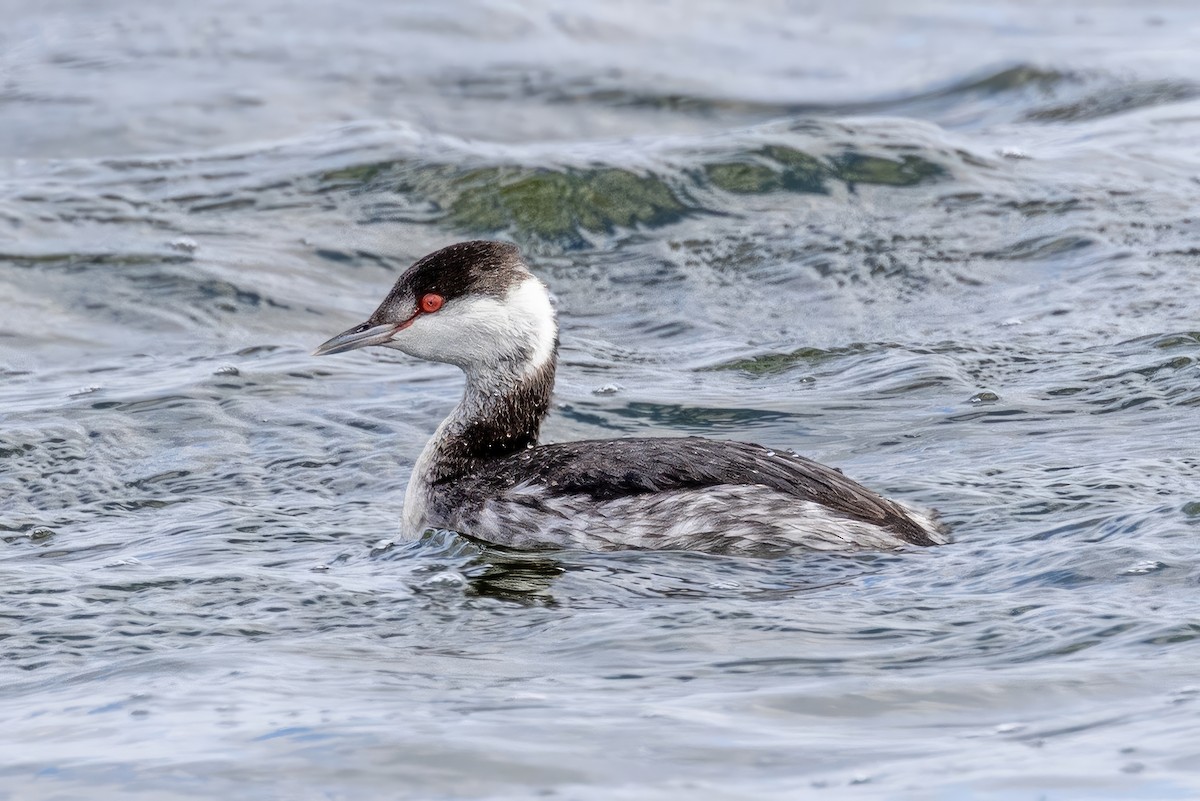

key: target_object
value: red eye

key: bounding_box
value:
[420,293,444,313]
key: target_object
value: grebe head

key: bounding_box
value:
[313,240,557,378]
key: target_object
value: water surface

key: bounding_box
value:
[3,1,1200,798]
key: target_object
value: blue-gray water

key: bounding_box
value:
[2,2,1199,799]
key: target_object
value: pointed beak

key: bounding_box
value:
[312,322,397,356]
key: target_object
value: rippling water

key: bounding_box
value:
[3,1,1200,798]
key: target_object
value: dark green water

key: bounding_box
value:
[2,2,1199,799]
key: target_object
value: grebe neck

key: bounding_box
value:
[420,356,557,484]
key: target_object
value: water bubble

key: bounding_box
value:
[422,572,466,589]
[999,147,1031,160]
[969,391,1000,404]
[707,580,741,590]
[592,383,622,396]
[1122,559,1166,575]
[169,236,199,252]
[213,365,239,376]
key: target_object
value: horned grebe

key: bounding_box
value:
[314,240,948,554]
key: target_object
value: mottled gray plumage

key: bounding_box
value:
[430,437,944,549]
[315,240,950,555]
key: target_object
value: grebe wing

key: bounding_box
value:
[456,436,944,546]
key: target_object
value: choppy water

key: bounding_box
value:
[3,1,1200,798]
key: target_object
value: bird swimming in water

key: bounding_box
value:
[314,240,948,555]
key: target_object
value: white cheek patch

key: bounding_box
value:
[505,277,557,376]
[387,276,557,379]
[395,297,507,365]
